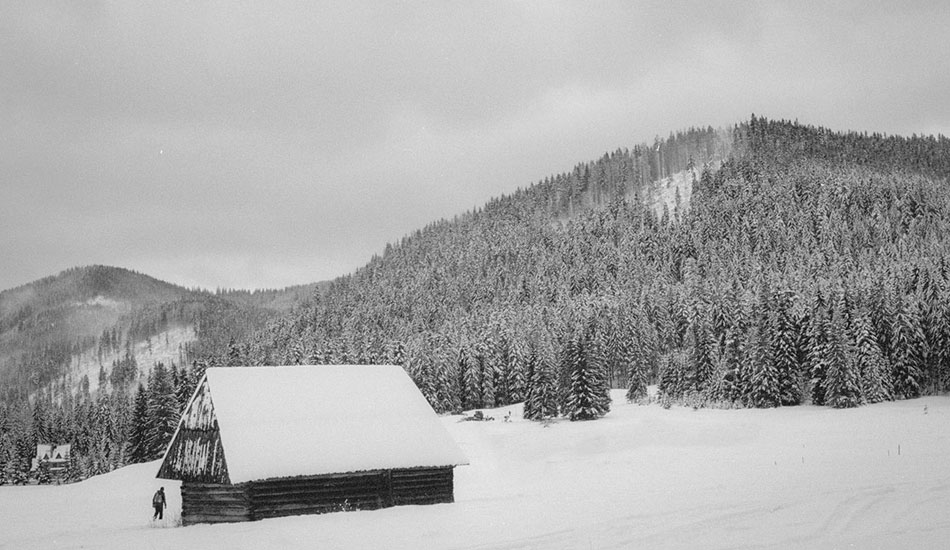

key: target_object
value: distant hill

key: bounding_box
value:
[0,265,316,401]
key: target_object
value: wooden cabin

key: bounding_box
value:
[157,365,467,525]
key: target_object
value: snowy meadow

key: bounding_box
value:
[2,390,948,549]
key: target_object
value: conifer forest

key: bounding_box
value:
[3,116,950,484]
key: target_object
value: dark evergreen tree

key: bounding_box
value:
[564,329,610,420]
[806,301,829,405]
[144,363,179,459]
[524,340,559,420]
[852,311,891,403]
[658,351,689,401]
[823,310,861,408]
[746,320,781,408]
[891,299,924,399]
[772,298,803,405]
[128,383,150,463]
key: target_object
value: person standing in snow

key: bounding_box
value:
[152,487,166,520]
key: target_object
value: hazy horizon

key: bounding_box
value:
[3,2,949,292]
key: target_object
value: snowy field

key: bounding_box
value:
[2,390,948,549]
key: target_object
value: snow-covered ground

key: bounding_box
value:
[2,390,948,549]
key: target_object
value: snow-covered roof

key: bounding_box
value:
[200,365,467,484]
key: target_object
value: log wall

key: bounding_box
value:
[181,467,455,525]
[181,482,251,525]
[391,467,454,505]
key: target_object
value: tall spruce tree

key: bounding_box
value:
[823,310,861,408]
[564,329,610,421]
[852,311,891,403]
[145,363,179,459]
[891,299,924,399]
[524,339,559,420]
[746,321,781,408]
[128,383,150,463]
[806,301,829,405]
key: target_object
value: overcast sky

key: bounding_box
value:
[2,1,949,292]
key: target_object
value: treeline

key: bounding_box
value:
[246,117,950,418]
[0,361,200,484]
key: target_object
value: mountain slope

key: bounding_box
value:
[0,266,314,401]
[0,267,197,394]
[254,117,950,413]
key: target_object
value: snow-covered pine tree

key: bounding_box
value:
[383,340,402,366]
[522,344,540,420]
[588,320,612,413]
[506,334,528,404]
[657,352,685,400]
[625,367,647,403]
[717,285,745,403]
[0,433,14,485]
[478,340,498,408]
[868,280,895,367]
[37,460,51,484]
[493,331,513,405]
[175,363,196,413]
[822,308,862,408]
[6,452,28,485]
[806,298,829,405]
[410,340,440,411]
[746,318,781,408]
[431,334,461,414]
[226,336,245,366]
[145,362,179,459]
[128,383,150,463]
[460,344,481,410]
[917,266,943,394]
[891,298,924,399]
[619,305,647,402]
[689,316,716,394]
[771,292,802,405]
[852,311,891,403]
[533,338,560,420]
[565,331,605,420]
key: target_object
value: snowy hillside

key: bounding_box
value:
[70,324,196,395]
[2,391,948,549]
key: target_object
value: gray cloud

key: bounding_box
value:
[2,1,948,290]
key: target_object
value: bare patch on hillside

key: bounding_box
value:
[644,162,721,220]
[64,324,197,397]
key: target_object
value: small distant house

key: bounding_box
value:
[157,365,468,525]
[32,443,71,478]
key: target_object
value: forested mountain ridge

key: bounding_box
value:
[0,266,313,403]
[251,117,950,417]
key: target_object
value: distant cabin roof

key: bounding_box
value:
[162,365,467,484]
